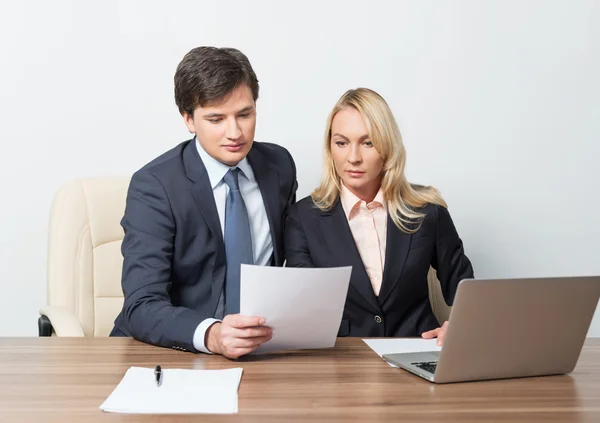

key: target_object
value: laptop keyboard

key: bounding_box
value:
[411,361,437,374]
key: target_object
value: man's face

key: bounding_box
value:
[183,84,256,166]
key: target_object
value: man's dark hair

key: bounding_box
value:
[174,46,259,116]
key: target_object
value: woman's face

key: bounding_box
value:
[330,107,384,201]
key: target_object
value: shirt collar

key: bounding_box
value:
[195,137,253,189]
[340,182,385,220]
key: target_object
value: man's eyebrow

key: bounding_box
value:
[203,112,225,118]
[237,106,254,114]
[202,106,254,119]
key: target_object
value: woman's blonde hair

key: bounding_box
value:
[311,88,447,233]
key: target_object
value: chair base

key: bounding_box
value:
[38,315,53,337]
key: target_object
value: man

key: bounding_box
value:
[110,46,298,358]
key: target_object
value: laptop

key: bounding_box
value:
[382,276,600,383]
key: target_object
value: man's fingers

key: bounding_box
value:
[215,315,273,359]
[231,334,272,349]
[225,314,266,329]
[222,337,271,358]
[236,326,272,339]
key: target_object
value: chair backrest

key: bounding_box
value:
[46,177,130,336]
[427,267,452,324]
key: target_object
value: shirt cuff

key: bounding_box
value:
[192,318,222,354]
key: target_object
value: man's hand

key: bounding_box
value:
[205,314,272,359]
[421,320,449,346]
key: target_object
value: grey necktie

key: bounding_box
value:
[223,167,254,315]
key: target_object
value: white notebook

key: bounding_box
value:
[100,367,243,414]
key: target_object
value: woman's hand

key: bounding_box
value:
[421,320,449,346]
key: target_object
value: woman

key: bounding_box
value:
[284,88,474,344]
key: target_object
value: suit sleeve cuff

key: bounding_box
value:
[193,318,222,354]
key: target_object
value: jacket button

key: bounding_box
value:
[374,315,382,324]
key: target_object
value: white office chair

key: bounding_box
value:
[38,177,130,337]
[427,267,451,324]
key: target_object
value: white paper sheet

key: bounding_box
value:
[100,367,243,414]
[363,338,442,367]
[240,264,352,353]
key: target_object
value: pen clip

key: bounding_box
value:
[154,365,162,387]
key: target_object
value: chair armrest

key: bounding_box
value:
[39,306,85,337]
[427,267,452,325]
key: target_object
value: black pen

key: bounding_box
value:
[154,365,162,387]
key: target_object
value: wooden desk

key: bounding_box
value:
[0,337,598,422]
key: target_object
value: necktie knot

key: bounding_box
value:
[223,167,241,191]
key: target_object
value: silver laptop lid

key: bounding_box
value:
[432,276,600,383]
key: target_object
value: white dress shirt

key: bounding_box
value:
[192,139,273,353]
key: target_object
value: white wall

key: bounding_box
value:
[1,0,598,336]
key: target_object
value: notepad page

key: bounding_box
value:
[100,367,243,414]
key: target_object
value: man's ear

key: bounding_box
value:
[182,110,196,134]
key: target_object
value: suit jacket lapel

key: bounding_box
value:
[182,140,224,244]
[378,214,412,304]
[317,202,380,311]
[247,147,282,265]
[183,141,226,310]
